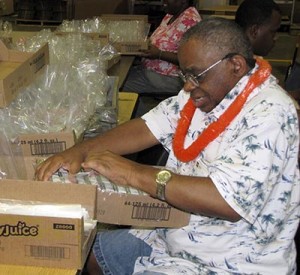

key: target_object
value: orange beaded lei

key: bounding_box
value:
[173,58,271,163]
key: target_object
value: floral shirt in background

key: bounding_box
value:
[143,7,201,77]
[135,66,300,274]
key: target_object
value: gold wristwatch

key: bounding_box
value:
[156,170,172,201]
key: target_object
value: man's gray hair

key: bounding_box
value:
[180,17,254,62]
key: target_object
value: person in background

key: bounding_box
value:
[122,0,201,116]
[236,0,299,105]
[235,0,281,57]
[36,18,299,274]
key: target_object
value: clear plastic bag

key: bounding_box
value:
[0,30,122,179]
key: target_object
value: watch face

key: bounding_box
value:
[157,170,171,183]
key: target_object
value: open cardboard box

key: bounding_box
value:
[0,131,78,180]
[96,188,190,228]
[0,179,97,270]
[0,130,78,180]
[0,40,49,108]
[17,131,78,180]
[0,74,118,180]
[52,171,190,228]
[15,76,119,180]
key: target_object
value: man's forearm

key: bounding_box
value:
[75,118,159,158]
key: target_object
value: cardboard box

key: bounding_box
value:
[6,77,118,180]
[52,171,190,228]
[0,131,78,180]
[100,14,149,55]
[112,40,148,55]
[0,41,49,108]
[15,80,118,180]
[17,131,78,180]
[97,189,190,228]
[0,73,116,181]
[0,180,97,270]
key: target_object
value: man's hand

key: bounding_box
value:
[139,44,161,59]
[35,147,84,181]
[82,150,139,188]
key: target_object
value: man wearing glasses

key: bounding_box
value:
[36,18,299,274]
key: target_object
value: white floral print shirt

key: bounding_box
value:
[131,67,300,274]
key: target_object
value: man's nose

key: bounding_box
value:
[183,80,197,93]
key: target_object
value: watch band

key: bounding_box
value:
[156,170,172,201]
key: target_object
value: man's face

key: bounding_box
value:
[252,10,281,56]
[178,39,234,113]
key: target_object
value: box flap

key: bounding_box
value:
[0,42,49,108]
[0,180,97,219]
[0,40,37,63]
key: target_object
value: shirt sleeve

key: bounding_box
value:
[142,90,188,149]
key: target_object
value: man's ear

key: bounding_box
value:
[247,24,259,40]
[230,54,249,77]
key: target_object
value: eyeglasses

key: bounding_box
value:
[179,53,237,87]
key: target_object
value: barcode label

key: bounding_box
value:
[132,204,171,221]
[25,245,70,259]
[30,141,66,155]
